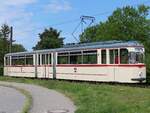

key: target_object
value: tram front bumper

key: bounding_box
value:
[131,78,146,83]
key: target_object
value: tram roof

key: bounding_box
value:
[5,40,144,56]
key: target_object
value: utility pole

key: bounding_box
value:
[9,26,13,53]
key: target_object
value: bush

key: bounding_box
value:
[0,67,3,76]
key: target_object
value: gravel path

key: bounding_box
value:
[0,86,25,113]
[0,81,76,113]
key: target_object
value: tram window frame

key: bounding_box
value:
[6,56,10,66]
[109,49,119,64]
[109,50,114,64]
[48,54,51,64]
[41,53,51,65]
[12,57,17,65]
[70,51,82,64]
[128,52,144,64]
[120,49,128,64]
[12,55,25,66]
[42,54,46,65]
[58,52,69,64]
[25,55,33,65]
[38,54,41,65]
[57,50,98,64]
[101,50,106,64]
[136,52,144,64]
[83,50,97,64]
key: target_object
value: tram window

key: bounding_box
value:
[83,50,97,64]
[109,50,114,64]
[45,54,47,64]
[129,52,136,64]
[120,49,128,64]
[70,52,82,64]
[129,52,144,64]
[41,54,51,65]
[18,57,25,65]
[12,56,16,65]
[115,49,119,64]
[101,50,106,64]
[6,57,10,66]
[136,52,144,63]
[48,54,51,64]
[42,54,45,65]
[12,59,16,65]
[58,56,69,64]
[26,55,33,65]
[12,56,25,65]
[58,53,69,64]
[109,49,119,64]
[38,54,41,65]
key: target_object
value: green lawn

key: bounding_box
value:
[0,77,150,113]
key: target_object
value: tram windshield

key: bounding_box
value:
[120,48,144,64]
[129,52,144,64]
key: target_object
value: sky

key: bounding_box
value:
[0,0,150,51]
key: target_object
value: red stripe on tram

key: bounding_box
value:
[56,64,145,68]
[6,64,145,68]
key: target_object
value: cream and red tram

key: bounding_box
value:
[4,41,146,83]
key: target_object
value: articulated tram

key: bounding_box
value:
[4,41,146,83]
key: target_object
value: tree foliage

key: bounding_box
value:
[0,24,10,66]
[0,24,26,66]
[80,5,150,43]
[12,44,26,53]
[80,5,150,77]
[33,27,64,50]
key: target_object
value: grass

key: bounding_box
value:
[0,84,32,113]
[19,88,32,113]
[1,77,150,113]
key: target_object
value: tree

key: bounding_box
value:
[0,24,10,54]
[1,24,10,39]
[0,24,26,75]
[33,27,64,50]
[0,24,26,66]
[12,44,26,53]
[80,25,99,43]
[0,38,5,66]
[0,24,10,66]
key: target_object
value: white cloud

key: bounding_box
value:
[45,0,72,13]
[0,0,36,6]
[0,0,38,50]
[0,0,36,23]
[0,0,73,50]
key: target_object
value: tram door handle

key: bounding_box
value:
[74,67,77,73]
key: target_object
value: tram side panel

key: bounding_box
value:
[4,66,9,76]
[56,65,115,82]
[4,65,53,78]
[37,65,53,78]
[115,65,146,83]
[36,53,53,79]
[4,66,35,78]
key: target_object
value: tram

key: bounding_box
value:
[4,41,146,83]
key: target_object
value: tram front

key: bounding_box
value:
[128,47,146,83]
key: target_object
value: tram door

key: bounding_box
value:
[109,49,119,81]
[40,54,52,78]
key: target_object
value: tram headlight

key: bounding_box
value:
[139,72,143,78]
